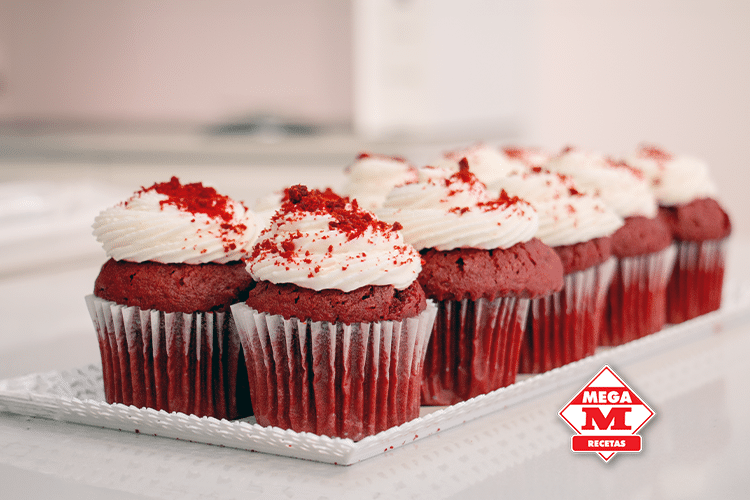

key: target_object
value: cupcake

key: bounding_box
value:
[545,148,677,346]
[341,152,418,210]
[232,185,436,440]
[86,177,259,419]
[490,166,623,372]
[378,160,563,405]
[625,145,731,323]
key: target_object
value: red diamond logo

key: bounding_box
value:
[559,365,655,461]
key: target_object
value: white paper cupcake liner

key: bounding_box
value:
[519,257,617,373]
[421,296,531,405]
[85,294,250,419]
[230,300,437,441]
[602,244,678,346]
[667,238,728,323]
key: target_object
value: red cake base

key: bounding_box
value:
[666,239,726,324]
[519,258,616,373]
[601,245,677,346]
[232,302,436,441]
[86,295,251,420]
[421,296,530,406]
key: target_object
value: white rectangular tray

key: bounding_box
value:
[2,282,749,466]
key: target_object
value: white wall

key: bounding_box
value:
[1,0,748,237]
[0,0,352,124]
[352,0,534,140]
[527,0,750,238]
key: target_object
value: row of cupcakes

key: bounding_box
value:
[341,143,731,391]
[85,142,730,441]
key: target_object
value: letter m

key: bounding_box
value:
[581,407,632,431]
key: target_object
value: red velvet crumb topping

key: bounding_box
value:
[251,185,403,262]
[133,176,248,255]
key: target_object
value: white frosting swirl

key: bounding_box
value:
[247,189,421,292]
[377,166,538,251]
[341,153,417,210]
[500,146,550,172]
[544,148,658,218]
[93,179,258,264]
[624,146,718,206]
[431,144,512,185]
[489,168,623,247]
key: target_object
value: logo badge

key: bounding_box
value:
[559,365,654,461]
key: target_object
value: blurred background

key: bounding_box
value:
[1,0,749,375]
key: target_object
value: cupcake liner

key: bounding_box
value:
[230,301,437,441]
[519,257,617,374]
[421,296,530,406]
[666,239,727,323]
[601,245,678,346]
[85,295,251,420]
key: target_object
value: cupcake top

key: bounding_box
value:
[501,146,550,172]
[92,176,258,264]
[377,160,538,251]
[247,185,422,293]
[488,166,623,248]
[544,147,658,219]
[623,145,719,206]
[341,152,418,210]
[432,143,512,185]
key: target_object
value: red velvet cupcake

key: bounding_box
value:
[490,166,623,373]
[379,162,563,404]
[626,146,731,323]
[232,186,436,440]
[606,214,674,344]
[86,177,259,419]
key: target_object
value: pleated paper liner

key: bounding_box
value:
[421,296,531,406]
[231,301,437,441]
[518,257,617,374]
[667,239,728,323]
[602,244,678,346]
[85,295,251,420]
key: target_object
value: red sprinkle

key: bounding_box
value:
[638,145,673,162]
[607,158,645,180]
[503,147,525,159]
[478,189,524,212]
[354,151,408,163]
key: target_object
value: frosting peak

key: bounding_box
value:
[501,146,551,172]
[432,143,512,185]
[378,163,538,251]
[341,152,418,210]
[247,185,421,292]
